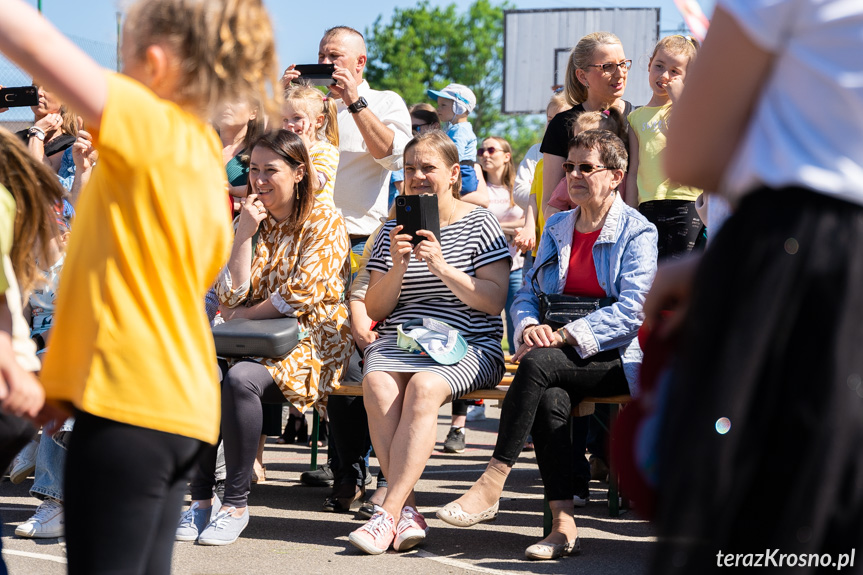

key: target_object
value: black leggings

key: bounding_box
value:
[493,346,628,501]
[64,411,205,575]
[190,360,285,507]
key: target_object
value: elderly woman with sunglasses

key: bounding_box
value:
[438,130,657,561]
[540,31,633,221]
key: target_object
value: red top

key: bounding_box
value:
[563,228,605,297]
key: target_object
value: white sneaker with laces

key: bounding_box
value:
[465,404,486,421]
[348,509,395,555]
[15,498,64,538]
[197,506,249,546]
[9,439,39,484]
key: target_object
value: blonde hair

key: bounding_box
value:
[283,84,339,147]
[650,35,700,68]
[481,136,516,207]
[404,131,462,199]
[574,109,627,142]
[564,32,623,106]
[59,105,79,137]
[125,0,280,121]
[0,128,64,294]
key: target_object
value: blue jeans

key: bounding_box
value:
[504,268,523,353]
[31,418,74,502]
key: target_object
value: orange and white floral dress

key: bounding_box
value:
[216,201,353,414]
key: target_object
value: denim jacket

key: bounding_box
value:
[512,193,658,396]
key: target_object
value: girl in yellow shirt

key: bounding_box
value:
[0,1,279,572]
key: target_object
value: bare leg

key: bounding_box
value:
[378,372,451,518]
[253,434,266,481]
[362,371,409,493]
[451,415,467,428]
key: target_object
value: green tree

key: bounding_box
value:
[365,0,544,162]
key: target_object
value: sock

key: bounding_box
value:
[452,463,509,514]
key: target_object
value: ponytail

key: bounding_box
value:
[322,96,339,148]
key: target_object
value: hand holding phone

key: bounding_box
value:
[0,86,39,108]
[395,195,441,246]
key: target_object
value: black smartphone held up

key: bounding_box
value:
[293,64,336,87]
[396,194,441,246]
[0,86,38,108]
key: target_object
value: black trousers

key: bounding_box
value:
[639,199,705,261]
[651,188,863,574]
[65,411,205,575]
[493,346,628,500]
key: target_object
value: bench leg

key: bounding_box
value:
[310,410,320,471]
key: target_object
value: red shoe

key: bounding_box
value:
[348,509,395,555]
[393,506,429,551]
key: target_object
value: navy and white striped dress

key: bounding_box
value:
[363,208,511,398]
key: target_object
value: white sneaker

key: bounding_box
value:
[9,439,38,484]
[465,404,486,422]
[15,498,64,538]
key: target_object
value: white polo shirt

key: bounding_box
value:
[333,80,412,236]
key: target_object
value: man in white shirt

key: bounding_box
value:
[303,26,411,248]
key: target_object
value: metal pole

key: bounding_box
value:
[116,12,122,72]
[37,0,41,12]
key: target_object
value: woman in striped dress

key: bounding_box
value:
[347,131,511,555]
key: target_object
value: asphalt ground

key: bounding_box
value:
[1,403,655,574]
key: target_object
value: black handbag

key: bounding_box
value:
[212,317,299,359]
[531,256,615,330]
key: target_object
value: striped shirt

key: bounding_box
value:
[367,208,510,345]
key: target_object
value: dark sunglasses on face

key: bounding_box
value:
[412,123,429,132]
[477,146,498,156]
[562,162,609,175]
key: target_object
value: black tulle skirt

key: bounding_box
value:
[651,187,863,574]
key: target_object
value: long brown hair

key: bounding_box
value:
[248,130,315,234]
[480,136,515,206]
[0,128,64,293]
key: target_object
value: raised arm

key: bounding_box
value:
[665,6,774,190]
[0,0,106,129]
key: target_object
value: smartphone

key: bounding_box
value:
[293,64,336,87]
[396,194,441,246]
[0,86,38,108]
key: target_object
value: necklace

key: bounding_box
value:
[446,195,456,227]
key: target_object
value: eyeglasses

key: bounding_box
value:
[412,123,429,132]
[562,162,609,175]
[584,60,633,75]
[477,146,499,156]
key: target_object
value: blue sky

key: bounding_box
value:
[2,0,715,117]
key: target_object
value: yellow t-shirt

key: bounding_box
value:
[628,104,702,203]
[41,74,232,444]
[530,158,546,257]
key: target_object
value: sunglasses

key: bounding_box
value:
[412,123,429,132]
[584,60,633,75]
[477,146,499,155]
[562,162,609,175]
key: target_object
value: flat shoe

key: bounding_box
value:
[435,500,498,527]
[525,537,581,560]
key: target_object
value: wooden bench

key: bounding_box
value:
[310,363,632,522]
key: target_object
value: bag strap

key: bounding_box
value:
[530,254,558,299]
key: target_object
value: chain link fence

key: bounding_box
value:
[1,34,117,123]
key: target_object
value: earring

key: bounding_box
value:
[295,182,299,200]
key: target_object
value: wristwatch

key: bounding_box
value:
[347,96,368,114]
[556,327,568,344]
[27,126,46,141]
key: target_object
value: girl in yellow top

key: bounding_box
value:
[0,0,279,572]
[282,84,340,207]
[626,35,705,260]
